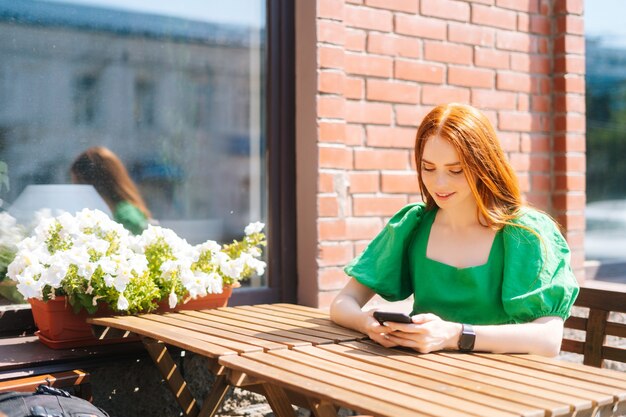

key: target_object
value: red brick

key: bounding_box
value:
[422,85,471,105]
[319,172,335,193]
[496,0,538,12]
[530,174,550,192]
[346,217,384,240]
[556,15,584,35]
[511,53,550,74]
[554,0,584,15]
[396,105,432,127]
[554,75,585,94]
[345,5,393,32]
[354,148,411,170]
[317,96,345,119]
[498,111,533,132]
[472,4,517,30]
[354,241,369,254]
[554,174,585,192]
[517,12,529,32]
[346,29,366,52]
[424,41,473,65]
[553,193,585,212]
[319,145,353,169]
[526,192,549,209]
[509,152,530,171]
[497,132,520,152]
[366,126,415,148]
[345,124,365,146]
[319,71,345,95]
[395,60,445,84]
[344,77,364,100]
[421,0,470,21]
[554,113,585,133]
[318,219,346,241]
[471,89,516,110]
[365,0,418,13]
[554,34,585,55]
[449,23,496,47]
[554,213,585,233]
[517,94,529,111]
[554,134,585,153]
[319,0,345,20]
[346,0,363,3]
[475,47,509,69]
[496,72,532,93]
[530,15,551,35]
[368,33,421,59]
[529,134,550,152]
[496,30,533,52]
[554,56,585,74]
[554,94,585,113]
[381,171,419,193]
[529,155,550,172]
[319,46,345,69]
[449,66,494,88]
[353,195,408,216]
[318,243,355,267]
[349,171,380,193]
[395,14,446,40]
[318,20,345,46]
[319,121,346,143]
[531,95,550,113]
[318,195,340,217]
[367,79,420,104]
[554,154,585,173]
[319,268,350,290]
[345,101,393,125]
[344,53,393,77]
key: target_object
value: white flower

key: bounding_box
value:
[244,221,265,236]
[16,276,44,299]
[117,294,129,310]
[168,290,178,309]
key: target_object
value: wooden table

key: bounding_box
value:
[88,304,626,417]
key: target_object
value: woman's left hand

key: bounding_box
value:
[382,313,462,353]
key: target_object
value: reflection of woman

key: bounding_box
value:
[331,103,579,357]
[71,146,150,235]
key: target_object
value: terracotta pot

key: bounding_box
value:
[29,287,232,349]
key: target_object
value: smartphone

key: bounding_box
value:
[373,311,412,325]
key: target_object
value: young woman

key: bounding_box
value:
[71,146,151,235]
[330,103,579,357]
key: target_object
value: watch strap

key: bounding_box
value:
[458,323,476,352]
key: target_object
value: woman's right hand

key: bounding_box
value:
[361,310,398,348]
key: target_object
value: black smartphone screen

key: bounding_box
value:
[373,311,412,325]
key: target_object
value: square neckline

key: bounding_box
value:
[422,208,501,270]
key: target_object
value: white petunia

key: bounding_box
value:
[117,294,129,310]
[244,221,265,236]
[168,290,178,309]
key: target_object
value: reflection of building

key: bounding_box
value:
[0,1,266,241]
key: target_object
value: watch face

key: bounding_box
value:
[459,325,475,351]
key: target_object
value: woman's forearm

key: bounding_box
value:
[472,316,564,356]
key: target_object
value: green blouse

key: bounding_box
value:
[344,203,579,325]
[114,201,148,235]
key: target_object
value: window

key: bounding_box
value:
[0,0,295,313]
[585,0,626,280]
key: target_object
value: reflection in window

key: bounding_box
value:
[74,74,99,126]
[585,2,626,269]
[0,0,267,304]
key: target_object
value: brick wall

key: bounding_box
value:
[297,0,586,308]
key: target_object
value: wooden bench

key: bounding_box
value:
[563,281,626,367]
[0,369,92,400]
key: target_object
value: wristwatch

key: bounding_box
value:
[457,324,475,352]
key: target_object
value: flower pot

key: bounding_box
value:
[29,287,233,349]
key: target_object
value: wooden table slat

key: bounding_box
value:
[199,309,339,344]
[88,316,237,358]
[180,310,330,345]
[270,304,331,318]
[335,341,574,416]
[233,305,364,339]
[219,354,429,417]
[511,354,626,382]
[241,351,478,417]
[472,353,626,396]
[293,345,544,417]
[277,348,521,417]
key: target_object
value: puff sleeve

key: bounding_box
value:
[343,203,426,302]
[502,209,579,323]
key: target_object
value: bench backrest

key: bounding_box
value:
[562,283,626,367]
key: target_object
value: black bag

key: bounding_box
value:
[0,384,109,417]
